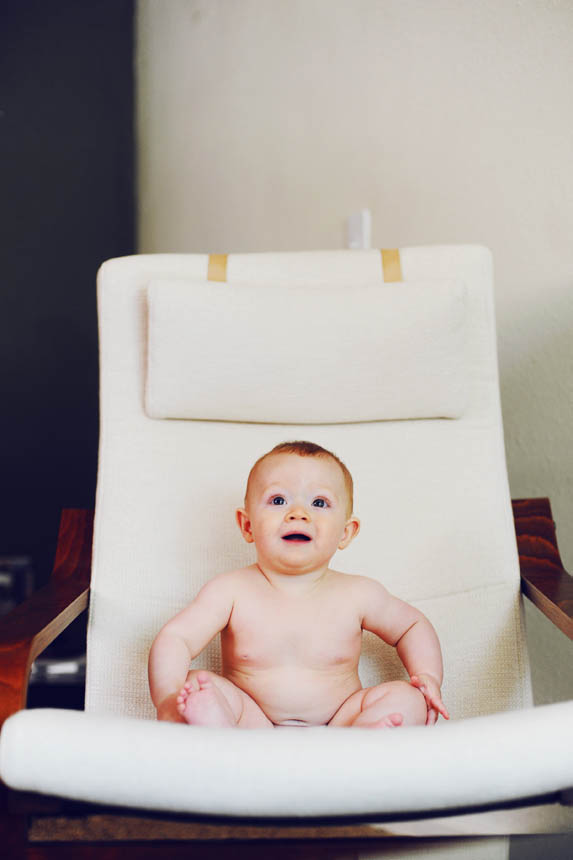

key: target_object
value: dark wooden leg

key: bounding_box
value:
[0,785,27,859]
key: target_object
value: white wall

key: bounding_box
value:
[136,0,573,701]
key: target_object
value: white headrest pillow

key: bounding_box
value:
[145,280,468,424]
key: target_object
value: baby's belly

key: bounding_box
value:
[226,664,361,726]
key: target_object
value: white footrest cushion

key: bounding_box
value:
[2,702,573,817]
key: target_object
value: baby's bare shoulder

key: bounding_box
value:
[329,570,389,600]
[328,572,397,630]
[205,565,258,590]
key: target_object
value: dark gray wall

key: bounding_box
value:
[1,0,135,586]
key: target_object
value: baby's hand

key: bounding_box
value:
[410,674,450,725]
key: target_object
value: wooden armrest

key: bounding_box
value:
[0,509,93,726]
[512,498,573,639]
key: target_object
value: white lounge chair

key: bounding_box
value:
[1,247,572,857]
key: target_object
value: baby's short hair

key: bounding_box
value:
[245,440,354,515]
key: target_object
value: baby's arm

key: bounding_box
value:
[148,573,235,722]
[359,577,449,724]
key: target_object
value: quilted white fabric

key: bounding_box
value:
[3,702,573,816]
[145,279,469,423]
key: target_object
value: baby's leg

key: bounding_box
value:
[329,681,427,728]
[353,681,427,728]
[177,670,273,729]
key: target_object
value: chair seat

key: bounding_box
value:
[2,701,573,818]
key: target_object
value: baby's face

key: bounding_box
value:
[237,453,360,577]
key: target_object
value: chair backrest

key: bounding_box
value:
[88,246,532,721]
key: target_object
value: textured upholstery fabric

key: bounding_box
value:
[146,279,469,423]
[86,246,531,724]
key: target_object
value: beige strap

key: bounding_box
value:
[207,253,228,282]
[381,248,402,282]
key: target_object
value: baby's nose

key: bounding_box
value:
[287,506,309,521]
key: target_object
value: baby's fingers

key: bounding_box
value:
[425,692,449,720]
[410,676,450,721]
[433,697,450,720]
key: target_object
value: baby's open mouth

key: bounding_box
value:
[282,533,311,541]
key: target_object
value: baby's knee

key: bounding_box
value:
[399,681,427,724]
[364,680,426,724]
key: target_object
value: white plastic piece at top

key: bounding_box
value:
[347,208,372,249]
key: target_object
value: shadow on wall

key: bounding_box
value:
[501,286,573,569]
[501,286,573,706]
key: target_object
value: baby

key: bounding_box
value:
[148,441,449,729]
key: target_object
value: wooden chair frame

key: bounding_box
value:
[1,499,572,856]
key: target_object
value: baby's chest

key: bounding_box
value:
[224,595,362,667]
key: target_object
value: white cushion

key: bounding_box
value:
[145,280,469,423]
[2,703,573,816]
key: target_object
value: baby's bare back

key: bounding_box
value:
[221,567,365,725]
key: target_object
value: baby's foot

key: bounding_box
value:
[177,672,236,727]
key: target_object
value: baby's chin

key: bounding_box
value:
[258,553,334,579]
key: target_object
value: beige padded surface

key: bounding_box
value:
[87,246,531,721]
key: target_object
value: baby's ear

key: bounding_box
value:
[236,508,255,543]
[338,517,360,550]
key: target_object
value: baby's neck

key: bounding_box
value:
[254,562,331,595]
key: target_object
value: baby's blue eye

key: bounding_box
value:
[271,496,286,505]
[312,498,328,508]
